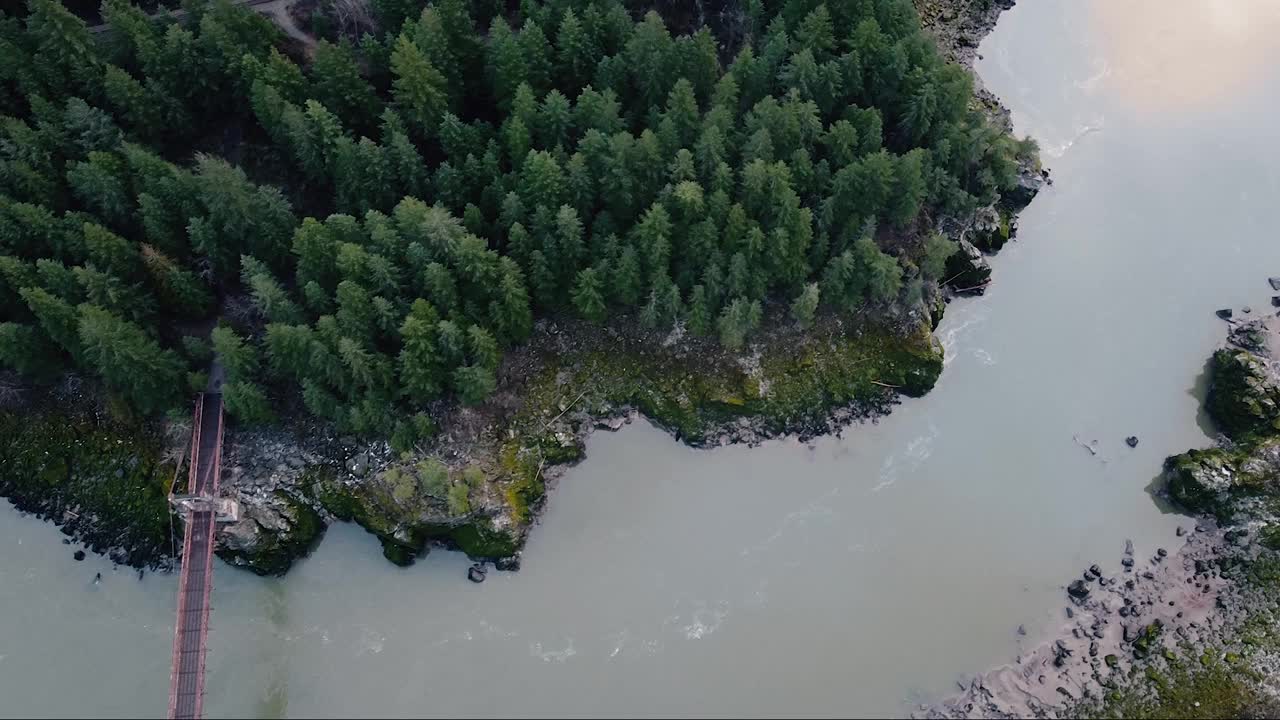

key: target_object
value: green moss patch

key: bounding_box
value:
[1206,349,1280,441]
[0,409,176,567]
[489,317,942,531]
[308,466,518,567]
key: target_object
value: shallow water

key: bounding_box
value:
[5,1,1280,717]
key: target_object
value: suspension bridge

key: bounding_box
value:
[167,392,238,720]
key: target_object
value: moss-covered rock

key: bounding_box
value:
[1165,447,1242,518]
[1206,348,1280,440]
[308,465,519,567]
[217,491,325,575]
[1165,440,1280,520]
[1132,620,1164,659]
[0,409,176,568]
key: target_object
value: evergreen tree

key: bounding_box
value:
[920,233,956,280]
[571,266,607,322]
[717,297,762,350]
[685,284,712,336]
[223,380,274,424]
[310,40,379,131]
[211,326,260,381]
[390,35,449,137]
[398,299,443,403]
[790,282,820,328]
[77,304,183,414]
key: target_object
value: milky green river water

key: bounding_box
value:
[4,2,1280,716]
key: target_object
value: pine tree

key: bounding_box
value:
[612,244,643,306]
[67,151,132,228]
[211,326,260,381]
[920,233,957,281]
[518,19,553,93]
[34,260,82,301]
[486,17,525,109]
[335,280,376,340]
[140,244,214,316]
[452,364,495,405]
[263,323,315,381]
[398,299,443,403]
[555,9,595,90]
[310,40,379,131]
[26,0,100,95]
[223,380,274,424]
[717,297,762,350]
[73,265,151,324]
[77,304,183,414]
[685,284,712,336]
[390,35,449,138]
[854,236,903,304]
[659,78,700,152]
[537,89,573,148]
[489,258,532,342]
[83,222,140,279]
[241,255,303,324]
[518,150,563,211]
[790,282,820,328]
[571,267,607,322]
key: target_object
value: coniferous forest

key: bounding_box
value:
[0,0,1036,444]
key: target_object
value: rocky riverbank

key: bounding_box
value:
[216,307,950,574]
[0,399,179,570]
[922,306,1280,719]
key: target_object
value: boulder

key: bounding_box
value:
[347,452,371,478]
[1216,308,1234,320]
[968,205,1010,253]
[1067,579,1091,600]
[216,492,325,576]
[1269,277,1280,291]
[1228,320,1268,353]
[1206,348,1280,438]
[467,564,487,583]
[944,238,993,294]
[494,555,522,572]
[1125,436,1139,448]
[595,416,627,432]
[1003,157,1046,208]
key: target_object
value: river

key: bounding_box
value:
[5,1,1280,717]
